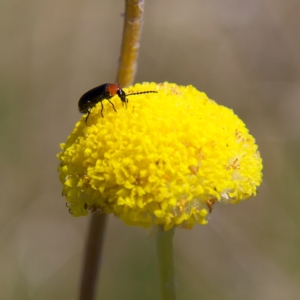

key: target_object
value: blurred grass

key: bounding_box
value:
[1,0,300,299]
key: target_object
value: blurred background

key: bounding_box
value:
[1,0,300,299]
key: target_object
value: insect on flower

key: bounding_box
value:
[78,83,158,124]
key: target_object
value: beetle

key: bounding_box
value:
[78,83,158,124]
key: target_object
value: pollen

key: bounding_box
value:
[57,82,263,230]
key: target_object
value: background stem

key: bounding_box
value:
[79,214,107,300]
[156,226,176,300]
[79,1,145,299]
[116,0,145,87]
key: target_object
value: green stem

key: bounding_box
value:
[156,226,176,300]
[78,214,107,300]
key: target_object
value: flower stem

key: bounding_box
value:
[156,226,176,300]
[78,214,107,300]
[116,0,145,87]
[78,1,145,299]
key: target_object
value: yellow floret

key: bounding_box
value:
[58,82,263,230]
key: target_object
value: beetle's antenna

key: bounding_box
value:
[127,91,158,97]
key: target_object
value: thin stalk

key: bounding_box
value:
[116,0,145,87]
[78,214,107,300]
[78,1,145,299]
[156,226,176,300]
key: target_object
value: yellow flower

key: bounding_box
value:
[58,82,263,230]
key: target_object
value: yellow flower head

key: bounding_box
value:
[58,82,263,230]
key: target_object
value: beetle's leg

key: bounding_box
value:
[107,99,117,113]
[85,110,91,124]
[100,101,104,117]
